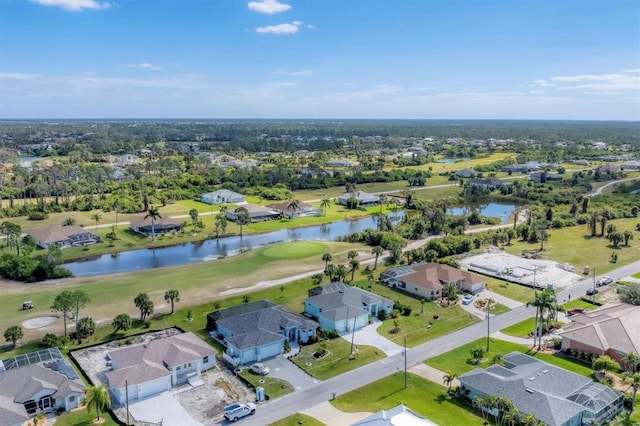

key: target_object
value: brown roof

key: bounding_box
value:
[266,200,317,212]
[29,225,97,244]
[129,215,180,228]
[397,263,486,290]
[106,332,216,388]
[560,303,640,354]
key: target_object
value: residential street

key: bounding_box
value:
[238,260,640,426]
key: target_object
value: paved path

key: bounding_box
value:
[341,320,403,356]
[408,363,459,388]
[300,401,372,426]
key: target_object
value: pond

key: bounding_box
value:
[64,202,519,277]
[18,156,42,167]
[447,202,518,225]
[436,158,470,163]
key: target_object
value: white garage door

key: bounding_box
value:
[138,377,170,400]
[256,342,282,361]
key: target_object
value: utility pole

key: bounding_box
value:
[592,268,596,303]
[486,299,491,352]
[350,315,357,355]
[125,380,129,425]
[403,335,407,389]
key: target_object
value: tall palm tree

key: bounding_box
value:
[526,290,556,348]
[83,384,111,422]
[442,369,458,391]
[90,213,101,231]
[320,198,331,216]
[322,252,332,267]
[371,246,384,269]
[347,250,358,260]
[234,206,250,237]
[349,259,360,281]
[144,205,162,240]
[623,372,640,412]
[287,198,300,216]
[379,194,387,214]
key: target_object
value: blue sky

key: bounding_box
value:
[0,0,638,120]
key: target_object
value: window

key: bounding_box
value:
[69,396,75,402]
[203,356,209,363]
[177,365,181,370]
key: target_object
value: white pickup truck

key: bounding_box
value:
[223,402,256,422]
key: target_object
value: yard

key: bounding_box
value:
[290,339,386,380]
[237,369,295,400]
[332,372,486,425]
[500,318,565,338]
[268,414,326,426]
[53,408,119,426]
[485,279,538,303]
[425,338,594,377]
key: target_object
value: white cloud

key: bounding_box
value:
[255,21,301,34]
[30,0,112,11]
[0,72,42,80]
[248,0,291,15]
[274,69,313,76]
[549,72,639,92]
[306,24,316,29]
[126,63,161,71]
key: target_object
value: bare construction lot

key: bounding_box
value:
[72,329,254,425]
[458,247,584,291]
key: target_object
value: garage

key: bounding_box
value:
[255,341,283,361]
[137,376,171,400]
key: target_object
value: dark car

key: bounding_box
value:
[586,288,599,296]
[566,308,585,316]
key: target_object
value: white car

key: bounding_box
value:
[597,276,614,286]
[462,294,474,305]
[249,362,270,375]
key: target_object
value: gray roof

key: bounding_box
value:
[106,332,216,388]
[459,352,622,426]
[0,361,85,425]
[306,283,393,321]
[201,189,244,200]
[337,191,380,204]
[213,302,318,351]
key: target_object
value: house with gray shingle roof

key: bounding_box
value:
[458,352,623,426]
[200,189,245,205]
[304,282,393,333]
[105,331,216,404]
[0,348,85,425]
[350,404,438,426]
[29,225,101,249]
[337,191,381,207]
[207,301,318,365]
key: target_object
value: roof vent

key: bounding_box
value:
[526,388,534,394]
[529,377,536,381]
[543,369,549,374]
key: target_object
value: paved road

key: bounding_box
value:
[238,260,639,426]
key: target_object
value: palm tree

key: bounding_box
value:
[320,198,331,216]
[164,289,180,314]
[347,250,358,260]
[623,352,640,373]
[215,212,227,238]
[336,264,348,282]
[349,259,360,281]
[379,194,387,214]
[189,208,199,231]
[623,372,640,412]
[90,212,101,231]
[233,206,250,237]
[83,384,111,422]
[442,369,458,391]
[111,314,132,334]
[322,252,333,267]
[144,205,162,240]
[287,198,300,216]
[526,290,556,348]
[371,246,384,269]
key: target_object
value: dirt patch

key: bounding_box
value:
[22,316,58,329]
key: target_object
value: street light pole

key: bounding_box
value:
[403,335,407,389]
[486,299,491,352]
[592,268,596,303]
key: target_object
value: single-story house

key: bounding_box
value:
[0,348,85,425]
[105,332,216,404]
[337,191,381,207]
[350,404,438,426]
[266,201,321,219]
[529,171,562,183]
[500,163,540,173]
[326,159,354,167]
[226,204,280,223]
[380,263,486,300]
[459,352,623,426]
[468,178,510,190]
[129,215,182,236]
[207,300,318,365]
[453,167,479,179]
[597,164,621,173]
[200,189,245,205]
[620,160,640,170]
[560,303,640,367]
[304,282,393,333]
[29,225,101,249]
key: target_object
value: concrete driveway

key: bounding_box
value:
[128,391,202,426]
[262,355,320,391]
[341,320,403,356]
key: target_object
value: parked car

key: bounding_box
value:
[249,362,270,375]
[462,294,474,305]
[566,308,586,316]
[586,288,599,296]
[596,276,614,286]
[224,402,256,422]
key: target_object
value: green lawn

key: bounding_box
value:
[485,279,538,303]
[562,299,601,311]
[53,408,119,426]
[238,369,295,400]
[332,373,486,425]
[501,318,564,338]
[426,338,594,377]
[291,339,386,380]
[503,217,640,275]
[268,414,326,426]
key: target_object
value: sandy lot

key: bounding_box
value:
[22,316,58,329]
[458,247,584,291]
[71,329,254,426]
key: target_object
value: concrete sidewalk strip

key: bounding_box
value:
[477,289,524,309]
[301,401,373,426]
